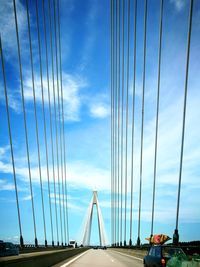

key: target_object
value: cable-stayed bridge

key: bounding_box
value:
[0,0,199,266]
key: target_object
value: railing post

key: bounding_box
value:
[35,238,38,247]
[173,229,179,245]
[20,235,24,248]
[137,237,140,246]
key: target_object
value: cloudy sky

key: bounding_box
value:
[0,0,200,246]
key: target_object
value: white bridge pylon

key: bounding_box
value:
[82,191,107,246]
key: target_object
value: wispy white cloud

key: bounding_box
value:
[0,161,13,174]
[77,0,98,72]
[0,80,199,224]
[2,75,110,125]
[50,192,84,213]
[1,85,199,186]
[0,0,27,59]
[6,92,22,113]
[62,73,87,121]
[0,0,199,230]
[67,161,110,192]
[0,145,10,159]
[170,0,187,12]
[22,72,87,121]
[0,154,108,194]
[7,70,110,121]
[20,194,32,201]
[89,94,110,119]
[5,158,107,191]
[0,178,27,192]
[0,81,22,114]
[0,179,15,191]
[90,105,109,118]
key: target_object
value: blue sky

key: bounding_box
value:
[0,0,200,246]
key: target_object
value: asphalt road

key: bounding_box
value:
[54,249,144,267]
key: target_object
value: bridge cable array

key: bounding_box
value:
[13,0,38,247]
[57,0,70,247]
[0,0,194,249]
[129,0,137,247]
[110,0,194,247]
[0,0,69,247]
[120,0,125,248]
[124,0,131,247]
[117,0,121,248]
[137,0,148,247]
[48,0,64,247]
[0,36,24,247]
[36,0,54,246]
[174,0,194,245]
[35,0,54,246]
[110,0,114,247]
[43,0,59,246]
[26,0,48,246]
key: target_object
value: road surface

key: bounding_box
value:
[53,249,144,267]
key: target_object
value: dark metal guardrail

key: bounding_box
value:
[19,245,72,254]
[0,247,89,267]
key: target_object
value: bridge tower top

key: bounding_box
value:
[92,191,98,204]
[82,191,107,246]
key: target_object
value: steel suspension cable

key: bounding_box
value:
[124,0,130,247]
[129,0,137,247]
[173,0,194,245]
[110,0,114,246]
[151,0,163,238]
[35,0,54,246]
[112,0,115,246]
[0,36,24,247]
[115,0,119,247]
[53,0,65,246]
[113,0,117,246]
[48,0,63,246]
[120,0,125,247]
[117,0,121,247]
[137,0,148,247]
[25,0,47,246]
[13,0,38,247]
[42,0,59,246]
[57,0,69,245]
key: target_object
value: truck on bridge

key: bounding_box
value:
[69,240,76,248]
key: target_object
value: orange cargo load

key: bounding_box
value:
[145,234,171,245]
